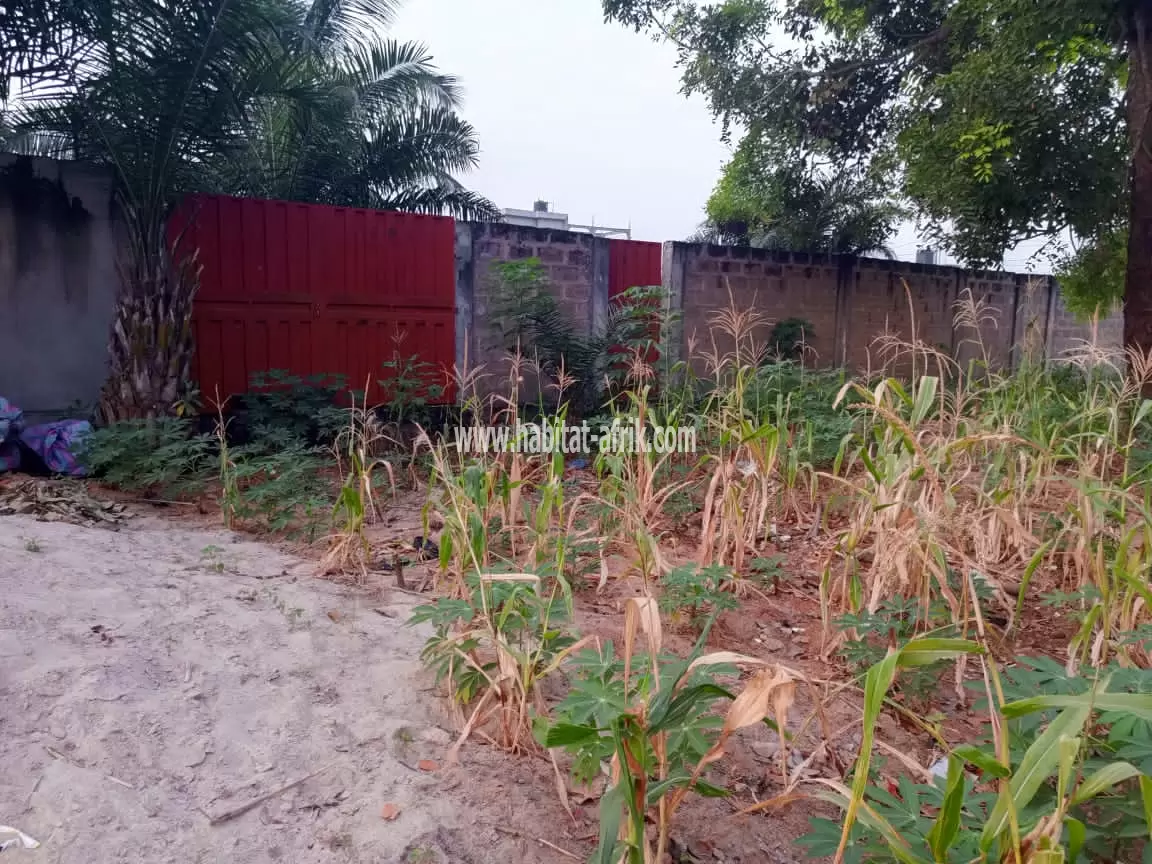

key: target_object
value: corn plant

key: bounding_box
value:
[545,597,796,864]
[804,639,1152,864]
[694,296,794,581]
[214,395,239,527]
[320,387,394,577]
[594,380,695,587]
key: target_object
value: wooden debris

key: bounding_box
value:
[204,762,338,826]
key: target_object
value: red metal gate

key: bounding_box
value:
[608,239,662,300]
[172,194,456,406]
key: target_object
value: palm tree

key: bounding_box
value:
[207,1,499,218]
[3,0,495,420]
[7,0,298,420]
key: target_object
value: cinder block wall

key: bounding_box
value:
[455,222,609,394]
[1046,287,1126,361]
[671,245,842,374]
[661,241,1123,376]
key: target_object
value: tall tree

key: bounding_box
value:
[2,0,495,420]
[603,0,1145,348]
[693,136,902,256]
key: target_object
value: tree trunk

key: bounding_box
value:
[96,199,200,423]
[1124,2,1152,371]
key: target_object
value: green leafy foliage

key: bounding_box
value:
[409,571,579,749]
[802,649,1152,864]
[604,0,1131,274]
[607,283,683,393]
[83,371,338,538]
[487,259,682,413]
[4,0,498,219]
[547,640,728,787]
[658,563,739,625]
[81,417,214,495]
[1053,225,1128,319]
[231,441,331,540]
[748,555,786,591]
[244,370,350,446]
[486,257,606,410]
[379,353,445,428]
[767,317,815,361]
[745,362,854,467]
[836,596,952,707]
[696,141,902,256]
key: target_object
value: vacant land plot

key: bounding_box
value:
[0,514,572,864]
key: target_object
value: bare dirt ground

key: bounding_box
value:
[0,512,575,864]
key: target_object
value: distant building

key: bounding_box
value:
[502,200,631,239]
[916,247,937,266]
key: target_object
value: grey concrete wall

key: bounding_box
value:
[0,155,119,420]
[456,221,610,396]
[662,242,1124,374]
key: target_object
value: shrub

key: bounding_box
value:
[244,369,350,445]
[81,418,214,496]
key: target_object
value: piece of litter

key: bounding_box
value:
[380,803,401,821]
[929,758,949,779]
[0,825,41,851]
[416,759,439,773]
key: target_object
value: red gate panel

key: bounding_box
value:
[172,194,456,407]
[608,240,663,363]
[608,239,662,300]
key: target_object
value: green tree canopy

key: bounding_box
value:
[694,136,903,255]
[2,0,497,219]
[605,0,1146,339]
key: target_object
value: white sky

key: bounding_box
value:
[391,0,1054,272]
[391,0,730,242]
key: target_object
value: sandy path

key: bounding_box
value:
[0,513,535,863]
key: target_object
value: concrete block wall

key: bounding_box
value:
[659,241,1123,377]
[670,244,842,375]
[844,259,960,373]
[455,222,609,393]
[1046,286,1126,361]
[0,155,120,420]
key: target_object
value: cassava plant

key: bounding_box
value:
[411,571,591,757]
[545,597,797,864]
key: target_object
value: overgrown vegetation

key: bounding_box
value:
[72,263,1152,862]
[83,362,420,546]
[405,281,1152,863]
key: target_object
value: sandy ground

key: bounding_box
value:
[0,513,562,864]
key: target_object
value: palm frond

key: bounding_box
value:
[337,39,463,112]
[300,0,400,54]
